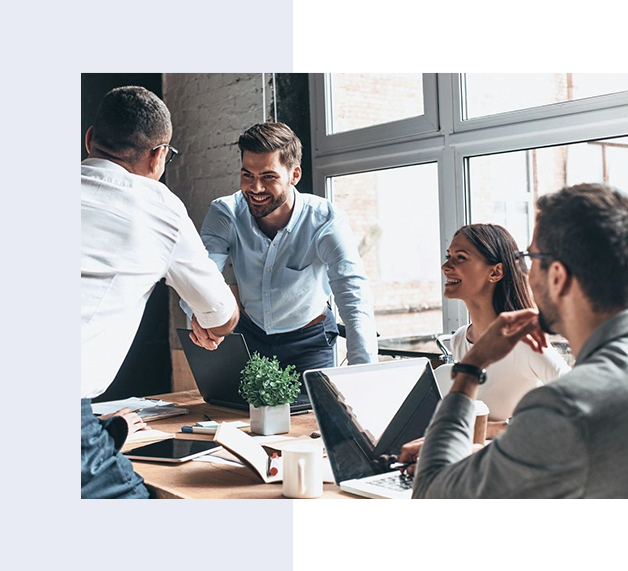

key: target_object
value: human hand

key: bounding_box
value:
[398,437,425,475]
[190,315,224,350]
[463,309,548,370]
[100,407,150,435]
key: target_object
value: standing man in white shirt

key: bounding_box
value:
[186,122,378,388]
[81,86,239,499]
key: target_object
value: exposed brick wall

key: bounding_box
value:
[163,73,273,229]
[162,73,273,353]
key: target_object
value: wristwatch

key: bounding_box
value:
[451,362,488,384]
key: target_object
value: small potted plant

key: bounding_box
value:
[239,352,301,435]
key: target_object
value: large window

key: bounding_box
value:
[331,164,442,347]
[310,73,628,340]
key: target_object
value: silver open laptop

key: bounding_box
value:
[303,358,442,499]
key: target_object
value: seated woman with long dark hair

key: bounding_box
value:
[442,223,570,432]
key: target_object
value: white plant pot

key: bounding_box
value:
[249,403,291,435]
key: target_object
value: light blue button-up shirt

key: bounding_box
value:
[197,187,378,365]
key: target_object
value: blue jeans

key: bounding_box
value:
[235,305,338,390]
[81,399,149,499]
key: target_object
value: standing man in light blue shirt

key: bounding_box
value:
[188,122,378,380]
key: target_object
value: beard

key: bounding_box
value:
[245,191,287,219]
[535,284,560,335]
[537,309,557,335]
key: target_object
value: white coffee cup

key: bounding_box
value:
[282,443,323,499]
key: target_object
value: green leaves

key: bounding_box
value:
[239,352,301,407]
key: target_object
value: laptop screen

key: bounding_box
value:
[176,330,251,409]
[304,358,441,484]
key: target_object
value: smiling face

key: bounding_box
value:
[240,150,300,220]
[442,234,501,303]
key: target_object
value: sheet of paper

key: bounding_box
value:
[194,453,244,467]
[91,397,174,416]
[125,429,175,445]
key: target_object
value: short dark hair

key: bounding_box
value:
[238,122,302,169]
[455,223,533,314]
[536,183,628,312]
[91,86,172,165]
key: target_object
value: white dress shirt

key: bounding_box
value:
[81,158,236,399]
[451,324,571,420]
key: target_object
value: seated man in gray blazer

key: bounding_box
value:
[400,182,628,498]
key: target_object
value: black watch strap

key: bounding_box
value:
[451,362,488,384]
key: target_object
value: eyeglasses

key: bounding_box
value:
[152,143,179,165]
[514,250,554,274]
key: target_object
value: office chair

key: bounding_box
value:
[436,334,454,364]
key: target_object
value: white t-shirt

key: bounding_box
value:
[451,324,572,421]
[81,158,236,399]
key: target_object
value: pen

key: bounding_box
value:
[267,452,280,477]
[389,461,412,470]
[204,415,212,421]
[181,426,216,435]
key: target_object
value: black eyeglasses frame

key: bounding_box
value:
[514,250,555,274]
[151,143,179,165]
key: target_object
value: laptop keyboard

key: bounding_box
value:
[369,472,414,492]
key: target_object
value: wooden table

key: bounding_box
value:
[123,390,351,499]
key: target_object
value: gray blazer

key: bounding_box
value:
[413,309,628,499]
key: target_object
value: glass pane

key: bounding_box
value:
[464,73,628,120]
[329,73,424,134]
[330,163,442,362]
[468,136,628,251]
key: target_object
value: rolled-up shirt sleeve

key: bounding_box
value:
[317,213,378,365]
[413,387,587,498]
[165,211,236,330]
[200,200,232,272]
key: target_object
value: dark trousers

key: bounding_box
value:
[81,399,149,499]
[235,305,338,391]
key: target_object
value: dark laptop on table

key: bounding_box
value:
[303,358,442,499]
[177,329,312,413]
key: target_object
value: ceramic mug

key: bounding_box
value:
[282,443,323,499]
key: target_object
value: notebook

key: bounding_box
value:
[303,358,442,499]
[177,329,312,413]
